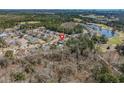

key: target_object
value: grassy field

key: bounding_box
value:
[20,21,41,24]
[107,36,123,45]
[97,24,111,29]
[107,31,124,45]
[96,31,124,52]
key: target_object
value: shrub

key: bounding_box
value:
[0,58,8,68]
[35,75,48,83]
[93,66,119,83]
[119,75,124,82]
[24,64,35,74]
[4,50,14,59]
[119,64,124,73]
[11,72,26,81]
[0,38,7,48]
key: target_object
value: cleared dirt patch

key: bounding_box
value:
[61,22,78,29]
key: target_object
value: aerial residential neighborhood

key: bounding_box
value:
[0,10,124,83]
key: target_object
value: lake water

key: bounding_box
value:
[87,23,116,38]
[99,29,115,38]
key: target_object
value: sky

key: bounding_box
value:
[0,0,124,9]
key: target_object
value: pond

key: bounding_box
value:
[99,29,115,38]
[87,23,116,38]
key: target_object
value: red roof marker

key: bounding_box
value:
[59,33,64,40]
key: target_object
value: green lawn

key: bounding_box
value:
[107,36,123,45]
